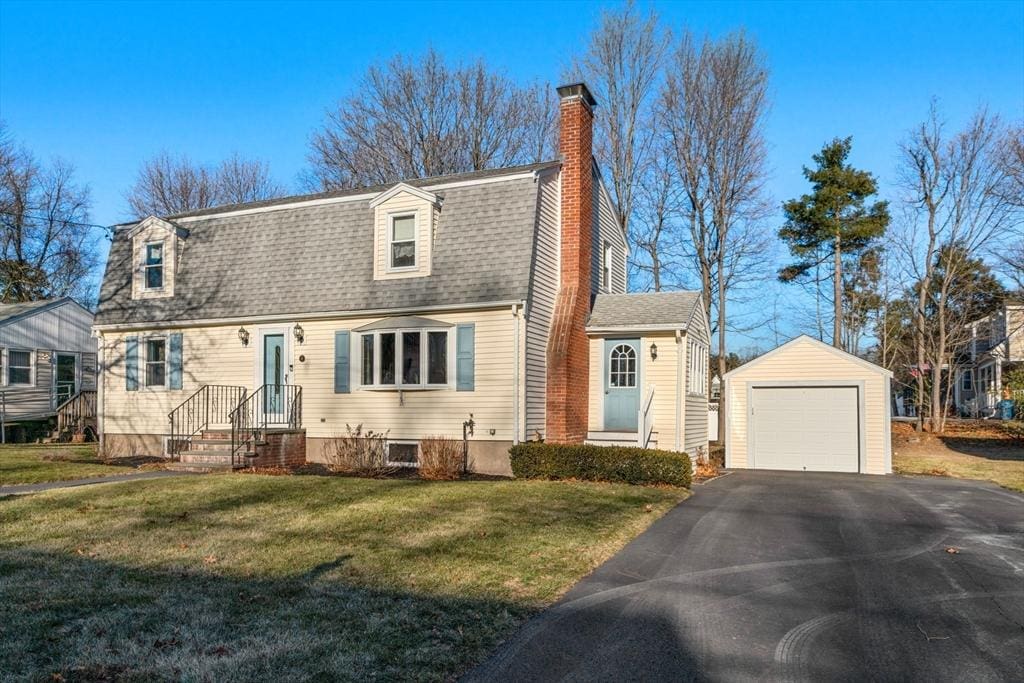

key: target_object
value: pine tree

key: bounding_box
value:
[778,137,890,348]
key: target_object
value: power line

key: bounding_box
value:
[0,209,112,232]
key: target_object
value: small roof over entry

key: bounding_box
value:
[586,291,702,333]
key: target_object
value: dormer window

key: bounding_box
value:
[145,242,164,290]
[390,214,416,270]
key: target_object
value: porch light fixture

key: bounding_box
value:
[650,342,658,360]
[293,324,305,344]
[238,326,250,346]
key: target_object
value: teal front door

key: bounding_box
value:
[603,339,640,431]
[262,333,286,421]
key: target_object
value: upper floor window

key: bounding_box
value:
[603,241,612,292]
[7,349,32,386]
[145,338,166,387]
[390,215,416,269]
[145,242,164,289]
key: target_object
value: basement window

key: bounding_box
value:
[387,441,419,467]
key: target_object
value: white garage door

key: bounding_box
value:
[751,386,860,472]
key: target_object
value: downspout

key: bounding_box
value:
[93,330,104,456]
[675,329,683,452]
[513,303,522,445]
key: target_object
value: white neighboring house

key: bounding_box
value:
[0,298,98,439]
[954,301,1023,417]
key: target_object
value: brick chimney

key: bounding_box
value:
[546,82,597,444]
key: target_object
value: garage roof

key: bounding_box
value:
[724,335,893,378]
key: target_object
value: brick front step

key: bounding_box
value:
[165,462,237,473]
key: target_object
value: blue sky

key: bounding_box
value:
[1,0,1022,348]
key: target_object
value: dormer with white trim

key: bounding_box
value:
[128,216,188,300]
[370,183,440,280]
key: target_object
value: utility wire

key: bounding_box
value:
[0,209,112,232]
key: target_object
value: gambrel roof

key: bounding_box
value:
[95,162,559,326]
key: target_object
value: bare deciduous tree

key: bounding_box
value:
[661,31,772,440]
[307,49,556,190]
[571,0,670,245]
[215,153,285,206]
[0,125,99,303]
[126,152,284,217]
[897,105,1018,431]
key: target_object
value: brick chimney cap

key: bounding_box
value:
[556,82,597,108]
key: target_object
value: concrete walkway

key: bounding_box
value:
[0,470,190,496]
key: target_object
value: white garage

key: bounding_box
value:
[724,336,892,475]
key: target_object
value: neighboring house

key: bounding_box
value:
[92,83,710,473]
[0,298,98,438]
[953,301,1023,417]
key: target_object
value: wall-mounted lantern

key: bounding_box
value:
[650,342,658,360]
[238,326,250,346]
[293,323,305,345]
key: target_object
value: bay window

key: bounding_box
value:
[360,328,449,388]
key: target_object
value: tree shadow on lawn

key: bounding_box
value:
[0,547,531,682]
[930,436,1024,461]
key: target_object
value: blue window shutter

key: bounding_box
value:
[334,330,350,393]
[456,324,475,391]
[125,336,139,391]
[168,333,183,390]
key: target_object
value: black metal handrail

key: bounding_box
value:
[229,384,302,468]
[168,385,247,459]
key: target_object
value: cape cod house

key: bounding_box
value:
[93,83,710,473]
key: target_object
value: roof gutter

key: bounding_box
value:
[586,323,691,335]
[93,299,524,333]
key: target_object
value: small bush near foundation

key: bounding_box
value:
[419,436,465,480]
[325,424,395,477]
[509,443,691,488]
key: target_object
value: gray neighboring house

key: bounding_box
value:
[0,298,98,436]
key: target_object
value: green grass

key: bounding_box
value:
[0,474,688,681]
[0,444,136,486]
[893,450,1024,493]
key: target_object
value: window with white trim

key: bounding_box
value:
[602,241,612,292]
[360,329,448,388]
[145,338,167,387]
[7,349,32,386]
[608,343,637,387]
[960,369,973,392]
[387,441,420,467]
[389,214,416,269]
[688,340,707,395]
[144,242,164,290]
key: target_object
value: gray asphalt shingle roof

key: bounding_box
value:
[0,299,69,325]
[587,291,702,329]
[95,164,557,326]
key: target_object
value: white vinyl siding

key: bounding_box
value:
[683,306,711,454]
[99,307,518,445]
[724,337,891,475]
[524,170,560,439]
[591,173,627,296]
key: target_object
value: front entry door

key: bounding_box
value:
[54,353,77,407]
[604,339,640,431]
[261,332,287,423]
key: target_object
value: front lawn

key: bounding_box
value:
[0,444,136,486]
[0,474,687,680]
[892,421,1024,493]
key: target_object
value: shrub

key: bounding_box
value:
[509,442,691,488]
[419,436,464,480]
[324,424,395,477]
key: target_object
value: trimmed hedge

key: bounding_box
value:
[509,442,691,488]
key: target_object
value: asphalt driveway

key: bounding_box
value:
[469,471,1024,682]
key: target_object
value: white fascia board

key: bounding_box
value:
[369,182,439,209]
[92,299,526,333]
[168,170,541,224]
